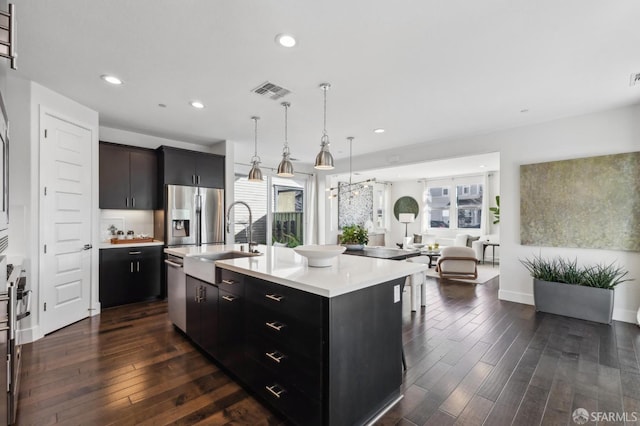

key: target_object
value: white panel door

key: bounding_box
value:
[40,112,92,335]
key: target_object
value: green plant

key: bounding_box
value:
[520,254,633,290]
[273,232,301,248]
[489,195,500,224]
[340,224,369,245]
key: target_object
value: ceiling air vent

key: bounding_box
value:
[630,73,640,87]
[252,81,291,100]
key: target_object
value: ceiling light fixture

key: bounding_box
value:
[374,128,385,134]
[326,137,377,199]
[314,83,335,170]
[277,102,295,177]
[190,101,205,109]
[101,74,123,85]
[248,116,263,182]
[275,33,296,48]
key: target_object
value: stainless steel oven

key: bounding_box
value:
[2,263,27,425]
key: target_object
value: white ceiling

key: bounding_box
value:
[332,152,500,183]
[11,1,640,170]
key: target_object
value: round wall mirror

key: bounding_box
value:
[393,196,419,220]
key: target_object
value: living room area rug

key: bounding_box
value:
[424,263,500,284]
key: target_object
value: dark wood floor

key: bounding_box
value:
[17,275,640,425]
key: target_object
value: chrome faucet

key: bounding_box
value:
[226,201,258,253]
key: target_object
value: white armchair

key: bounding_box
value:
[471,234,500,262]
[436,246,478,280]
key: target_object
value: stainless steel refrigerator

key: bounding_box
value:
[164,184,224,246]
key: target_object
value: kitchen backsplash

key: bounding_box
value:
[99,210,155,242]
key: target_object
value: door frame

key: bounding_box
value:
[36,105,100,339]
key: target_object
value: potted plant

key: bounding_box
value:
[340,224,369,250]
[520,255,633,324]
[489,195,500,224]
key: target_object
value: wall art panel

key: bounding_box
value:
[520,151,640,251]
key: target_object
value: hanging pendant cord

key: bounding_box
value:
[348,137,353,185]
[323,86,327,137]
[284,103,289,152]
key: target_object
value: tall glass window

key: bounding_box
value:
[426,186,451,228]
[456,183,483,229]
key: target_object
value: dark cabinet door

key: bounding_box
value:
[99,246,162,308]
[99,142,158,209]
[196,154,224,188]
[199,283,219,357]
[130,246,162,301]
[162,147,197,186]
[185,276,219,356]
[186,276,202,343]
[99,249,132,308]
[129,150,158,209]
[218,288,244,369]
[99,143,130,209]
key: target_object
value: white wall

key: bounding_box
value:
[321,104,640,323]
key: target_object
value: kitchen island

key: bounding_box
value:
[179,245,427,426]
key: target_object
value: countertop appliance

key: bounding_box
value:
[163,184,224,247]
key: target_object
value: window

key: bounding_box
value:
[456,184,483,229]
[273,183,304,247]
[426,186,451,228]
[425,180,484,230]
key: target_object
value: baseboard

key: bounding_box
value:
[18,325,42,344]
[613,308,640,325]
[498,289,534,306]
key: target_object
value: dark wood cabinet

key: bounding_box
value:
[181,265,404,426]
[186,276,219,356]
[99,142,158,209]
[158,146,224,188]
[99,245,162,308]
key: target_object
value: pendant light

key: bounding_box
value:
[248,116,263,182]
[277,102,295,177]
[314,83,335,170]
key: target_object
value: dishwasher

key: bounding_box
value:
[165,254,186,332]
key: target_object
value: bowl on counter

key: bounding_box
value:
[412,243,425,249]
[293,245,346,267]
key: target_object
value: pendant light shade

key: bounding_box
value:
[314,83,335,170]
[248,116,263,182]
[277,102,295,177]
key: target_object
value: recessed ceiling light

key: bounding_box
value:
[275,33,296,48]
[479,164,486,168]
[190,101,205,109]
[374,128,385,134]
[101,74,123,85]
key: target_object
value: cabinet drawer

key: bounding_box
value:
[246,333,321,400]
[246,278,323,328]
[244,359,322,426]
[217,269,245,296]
[247,305,322,362]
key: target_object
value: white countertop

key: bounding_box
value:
[99,240,164,249]
[164,243,243,257]
[213,245,428,298]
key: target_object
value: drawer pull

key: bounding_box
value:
[265,351,285,363]
[265,294,284,302]
[221,295,236,302]
[221,279,236,285]
[266,321,285,331]
[265,384,286,399]
[129,251,142,255]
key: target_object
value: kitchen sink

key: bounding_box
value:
[184,251,260,284]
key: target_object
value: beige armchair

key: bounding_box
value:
[436,246,478,280]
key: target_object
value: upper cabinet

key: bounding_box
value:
[158,146,224,188]
[99,142,158,209]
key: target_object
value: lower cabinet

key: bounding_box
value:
[99,246,162,308]
[184,268,404,426]
[186,276,218,356]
